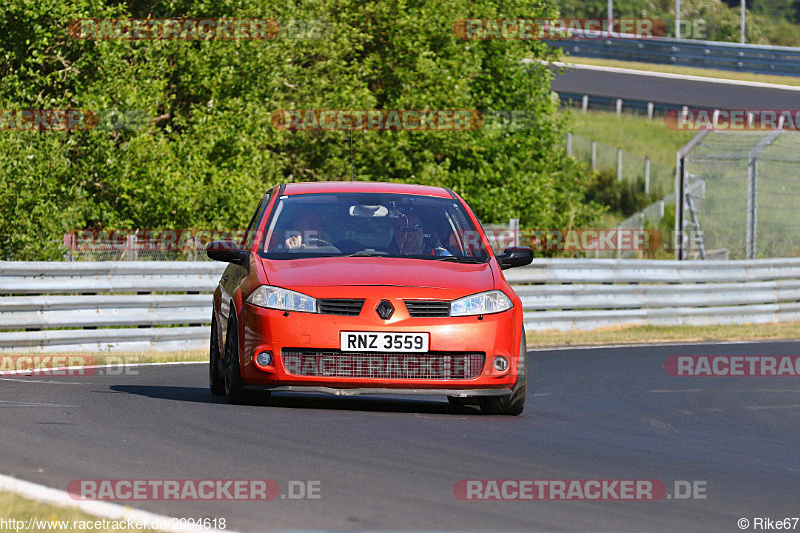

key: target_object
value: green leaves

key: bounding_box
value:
[0,0,601,260]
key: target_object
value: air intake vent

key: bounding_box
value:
[404,300,450,317]
[318,299,365,316]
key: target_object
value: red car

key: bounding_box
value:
[207,182,533,415]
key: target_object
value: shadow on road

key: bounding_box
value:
[110,385,485,415]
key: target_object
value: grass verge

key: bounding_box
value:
[565,109,695,167]
[527,322,800,348]
[1,350,206,364]
[558,56,800,87]
[0,491,155,532]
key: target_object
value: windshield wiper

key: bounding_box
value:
[430,256,486,263]
[342,251,389,257]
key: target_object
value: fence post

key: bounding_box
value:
[566,132,572,156]
[509,218,520,247]
[125,235,138,261]
[616,148,623,182]
[746,156,758,259]
[645,157,651,194]
[591,140,597,170]
[745,130,782,259]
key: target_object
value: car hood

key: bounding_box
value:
[260,256,494,290]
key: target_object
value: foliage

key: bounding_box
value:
[584,168,655,218]
[0,0,604,259]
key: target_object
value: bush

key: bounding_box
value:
[0,0,604,260]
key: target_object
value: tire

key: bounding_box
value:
[223,313,250,405]
[209,315,225,395]
[480,332,527,416]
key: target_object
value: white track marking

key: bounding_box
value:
[0,473,236,533]
[535,59,800,91]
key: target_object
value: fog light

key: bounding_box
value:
[256,351,273,367]
[493,356,509,372]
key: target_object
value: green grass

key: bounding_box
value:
[0,350,207,374]
[0,491,155,532]
[565,110,696,168]
[527,322,800,348]
[559,56,800,87]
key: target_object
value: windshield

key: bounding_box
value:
[258,192,490,261]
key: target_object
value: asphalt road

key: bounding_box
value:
[1,341,798,532]
[550,65,800,109]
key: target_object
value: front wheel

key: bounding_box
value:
[224,313,249,405]
[209,315,225,395]
[480,331,527,416]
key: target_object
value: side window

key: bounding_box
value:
[244,193,271,249]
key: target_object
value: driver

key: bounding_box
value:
[391,212,452,256]
[284,209,328,249]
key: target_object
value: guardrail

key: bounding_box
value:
[507,258,800,331]
[2,258,800,351]
[546,35,800,76]
[0,262,226,352]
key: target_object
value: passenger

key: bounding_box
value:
[390,212,451,256]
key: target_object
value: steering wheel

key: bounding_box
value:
[306,238,332,247]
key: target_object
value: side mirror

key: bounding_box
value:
[206,240,249,267]
[496,246,533,270]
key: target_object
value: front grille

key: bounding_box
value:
[282,349,484,379]
[317,299,365,316]
[404,300,451,317]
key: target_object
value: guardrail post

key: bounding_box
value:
[616,98,623,116]
[591,141,597,170]
[616,148,623,182]
[582,95,589,113]
[647,102,654,120]
[645,157,651,194]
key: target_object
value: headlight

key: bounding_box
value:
[450,290,513,317]
[246,285,317,313]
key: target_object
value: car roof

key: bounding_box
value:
[282,181,453,198]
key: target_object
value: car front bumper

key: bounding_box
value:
[238,289,524,392]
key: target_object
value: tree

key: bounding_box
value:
[0,0,602,259]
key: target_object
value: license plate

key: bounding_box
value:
[340,332,429,353]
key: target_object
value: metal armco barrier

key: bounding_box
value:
[0,262,226,352]
[506,258,800,331]
[546,36,800,76]
[2,258,800,351]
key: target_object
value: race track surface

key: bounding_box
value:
[1,341,798,532]
[550,66,800,109]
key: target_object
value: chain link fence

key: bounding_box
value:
[678,130,800,260]
[566,132,675,198]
